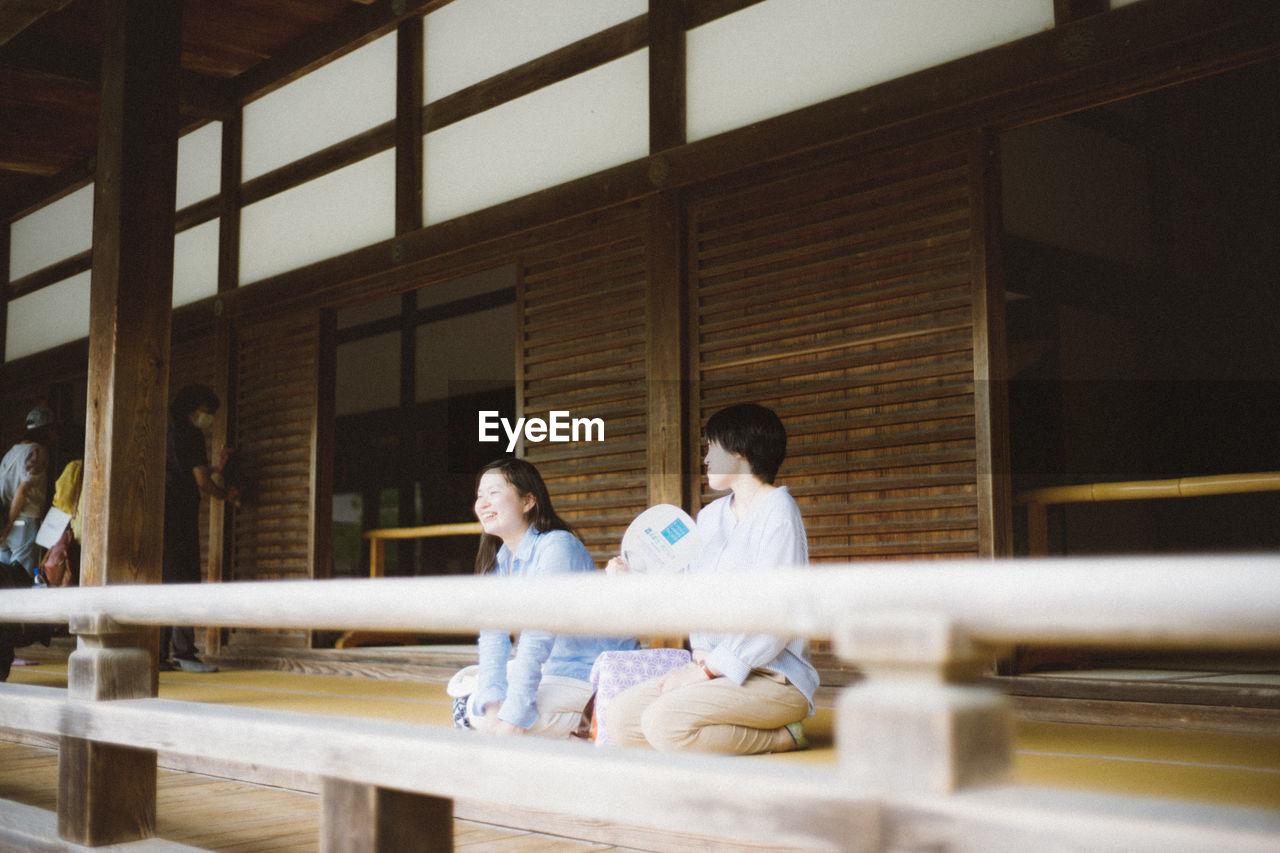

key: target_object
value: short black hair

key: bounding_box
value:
[704,403,787,484]
[170,384,220,421]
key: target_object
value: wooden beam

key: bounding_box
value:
[235,0,448,105]
[649,0,686,152]
[217,111,242,294]
[684,0,768,29]
[240,120,394,208]
[6,249,91,299]
[423,16,646,135]
[1055,0,1110,25]
[0,0,75,48]
[395,17,423,236]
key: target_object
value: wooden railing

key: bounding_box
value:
[1017,471,1280,556]
[2,557,1280,851]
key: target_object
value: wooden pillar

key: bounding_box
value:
[970,131,1014,558]
[646,0,688,512]
[81,0,182,587]
[321,778,452,853]
[64,0,182,844]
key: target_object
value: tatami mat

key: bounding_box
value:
[6,655,1280,812]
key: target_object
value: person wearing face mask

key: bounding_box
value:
[604,403,818,754]
[162,384,237,673]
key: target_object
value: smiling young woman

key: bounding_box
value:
[453,458,638,738]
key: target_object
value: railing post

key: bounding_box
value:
[58,615,158,845]
[321,778,452,852]
[834,612,1013,794]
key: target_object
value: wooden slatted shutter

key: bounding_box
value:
[690,136,1004,561]
[226,310,319,649]
[518,206,650,563]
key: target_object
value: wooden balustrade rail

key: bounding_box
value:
[2,556,1279,851]
[1016,471,1280,556]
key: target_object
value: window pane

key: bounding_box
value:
[176,122,222,209]
[240,150,395,285]
[424,0,645,101]
[173,219,220,307]
[424,52,647,225]
[9,185,93,281]
[688,0,1054,142]
[243,33,395,181]
[5,272,90,361]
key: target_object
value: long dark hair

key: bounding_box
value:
[473,458,577,575]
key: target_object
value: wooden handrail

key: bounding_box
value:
[1017,471,1280,556]
[4,558,1279,644]
[363,522,481,577]
[2,557,1279,849]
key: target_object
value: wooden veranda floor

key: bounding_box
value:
[0,740,631,852]
[3,642,1279,851]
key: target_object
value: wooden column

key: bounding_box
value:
[321,778,452,853]
[0,223,9,366]
[81,0,182,587]
[646,0,688,510]
[64,0,182,845]
[970,131,1014,557]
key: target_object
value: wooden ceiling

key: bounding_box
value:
[0,0,405,223]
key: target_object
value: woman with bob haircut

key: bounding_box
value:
[605,403,818,754]
[461,457,637,737]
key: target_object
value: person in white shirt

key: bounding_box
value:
[0,405,57,581]
[605,404,818,754]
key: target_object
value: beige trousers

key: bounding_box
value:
[604,665,808,754]
[468,674,594,738]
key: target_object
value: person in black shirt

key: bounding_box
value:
[162,384,236,673]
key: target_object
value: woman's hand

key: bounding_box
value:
[604,555,631,575]
[473,703,525,736]
[658,662,711,694]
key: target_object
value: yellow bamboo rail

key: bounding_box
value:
[363,522,483,578]
[1017,471,1280,556]
[340,522,483,648]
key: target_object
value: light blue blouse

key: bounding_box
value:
[474,526,638,729]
